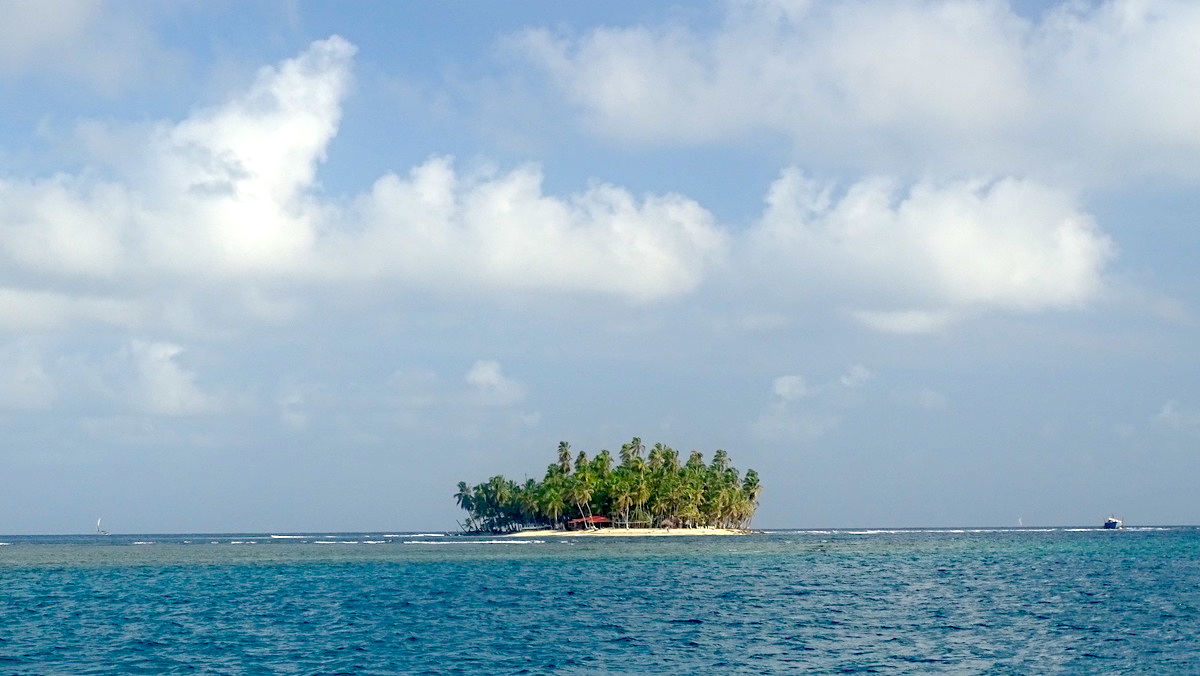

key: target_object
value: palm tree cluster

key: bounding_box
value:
[454,438,762,533]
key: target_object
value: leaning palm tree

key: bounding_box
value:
[454,481,477,530]
[740,469,762,528]
[567,470,596,525]
[454,481,472,511]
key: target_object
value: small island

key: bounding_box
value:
[454,438,761,536]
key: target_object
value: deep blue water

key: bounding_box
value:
[1,527,1197,674]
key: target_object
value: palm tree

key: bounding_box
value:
[519,478,541,527]
[632,469,652,525]
[454,481,477,530]
[741,469,762,528]
[619,437,645,467]
[711,449,730,473]
[610,471,636,527]
[661,446,681,473]
[539,477,567,527]
[566,470,596,526]
[592,449,614,477]
[454,481,473,511]
[557,441,573,475]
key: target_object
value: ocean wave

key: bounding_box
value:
[845,530,911,535]
[403,539,544,545]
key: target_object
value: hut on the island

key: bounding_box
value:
[565,515,612,531]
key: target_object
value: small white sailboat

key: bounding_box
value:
[96,518,110,536]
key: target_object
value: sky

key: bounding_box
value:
[1,0,1198,534]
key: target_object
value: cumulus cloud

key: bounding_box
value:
[346,157,726,300]
[771,374,811,401]
[123,34,354,278]
[465,360,527,408]
[744,169,1114,332]
[0,31,1118,343]
[0,36,356,335]
[840,365,873,388]
[0,36,729,337]
[516,0,1200,182]
[126,340,222,416]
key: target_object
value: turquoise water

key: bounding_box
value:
[1,527,1197,674]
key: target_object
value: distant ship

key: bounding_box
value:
[96,518,110,536]
[1103,516,1123,530]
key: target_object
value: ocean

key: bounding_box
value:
[1,527,1196,674]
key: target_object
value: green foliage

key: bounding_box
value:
[454,438,762,533]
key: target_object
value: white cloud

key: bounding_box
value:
[745,170,1114,332]
[126,340,221,416]
[517,0,1200,182]
[0,288,144,331]
[347,157,727,301]
[840,365,873,388]
[0,31,1120,342]
[465,360,527,407]
[0,177,130,277]
[0,36,729,337]
[850,310,959,335]
[772,374,811,401]
[0,36,357,333]
[129,35,355,278]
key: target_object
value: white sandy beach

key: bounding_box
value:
[506,527,750,537]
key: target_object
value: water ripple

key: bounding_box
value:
[1,528,1198,673]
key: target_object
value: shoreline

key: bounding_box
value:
[505,527,751,537]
